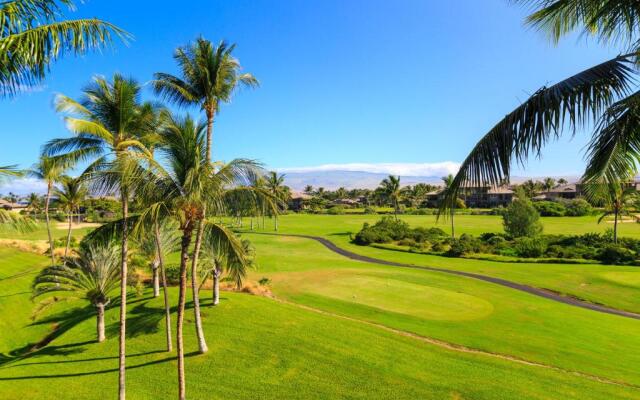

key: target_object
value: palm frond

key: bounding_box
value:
[439,54,635,216]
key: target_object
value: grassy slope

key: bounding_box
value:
[262,214,640,313]
[2,251,636,399]
[243,234,640,387]
[0,222,95,242]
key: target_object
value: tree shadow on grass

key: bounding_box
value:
[106,300,165,339]
[0,351,199,381]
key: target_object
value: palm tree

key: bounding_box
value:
[153,37,258,162]
[202,231,253,306]
[134,112,263,400]
[442,174,456,238]
[441,1,640,213]
[558,178,568,186]
[265,171,287,231]
[586,178,638,243]
[28,156,70,265]
[32,242,120,342]
[0,166,33,230]
[543,177,556,195]
[43,74,156,400]
[379,175,402,220]
[304,185,314,195]
[154,38,259,357]
[135,222,179,299]
[55,176,87,260]
[0,0,126,97]
[25,192,41,219]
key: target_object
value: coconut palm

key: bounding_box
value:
[32,242,120,342]
[265,171,288,230]
[558,178,568,186]
[134,112,264,400]
[379,175,402,220]
[202,236,254,305]
[543,177,556,195]
[25,192,41,219]
[441,0,640,213]
[55,175,87,260]
[586,178,638,243]
[0,166,35,230]
[28,156,72,263]
[154,38,259,357]
[0,0,126,97]
[304,185,314,195]
[43,74,157,400]
[153,37,258,162]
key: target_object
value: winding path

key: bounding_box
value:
[258,232,640,321]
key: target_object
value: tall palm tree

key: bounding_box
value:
[32,242,120,342]
[134,112,263,400]
[441,1,640,212]
[28,156,70,265]
[154,38,259,356]
[55,175,87,260]
[265,171,287,230]
[43,74,156,400]
[0,0,126,97]
[153,37,259,162]
[379,175,402,220]
[558,178,568,186]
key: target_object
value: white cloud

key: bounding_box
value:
[0,178,48,195]
[277,162,460,177]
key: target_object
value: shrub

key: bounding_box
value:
[503,191,543,238]
[563,198,593,217]
[327,205,346,215]
[258,277,271,286]
[514,237,547,258]
[446,234,483,257]
[363,206,377,215]
[165,264,187,285]
[596,245,636,265]
[533,201,566,217]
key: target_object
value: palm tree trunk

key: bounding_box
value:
[96,302,106,343]
[213,265,221,306]
[190,219,208,353]
[154,224,172,352]
[64,211,72,261]
[152,258,160,298]
[614,208,619,244]
[177,225,194,400]
[45,182,55,266]
[205,107,215,162]
[274,215,278,231]
[118,193,129,400]
[451,208,455,239]
[250,217,253,230]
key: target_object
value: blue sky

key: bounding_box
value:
[0,0,620,190]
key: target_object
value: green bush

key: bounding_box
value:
[563,199,593,217]
[533,201,566,217]
[327,205,346,215]
[596,245,636,265]
[503,191,542,238]
[446,234,483,257]
[514,237,547,258]
[165,264,188,285]
[363,206,377,215]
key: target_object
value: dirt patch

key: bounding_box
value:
[0,239,48,254]
[55,222,101,230]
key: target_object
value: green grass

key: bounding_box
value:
[253,214,640,313]
[3,249,638,399]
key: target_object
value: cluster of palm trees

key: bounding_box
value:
[0,3,276,394]
[32,36,275,400]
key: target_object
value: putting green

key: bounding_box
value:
[302,274,494,321]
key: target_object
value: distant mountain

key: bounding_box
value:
[279,170,581,191]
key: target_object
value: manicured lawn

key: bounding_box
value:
[254,214,640,313]
[2,249,636,399]
[242,234,640,387]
